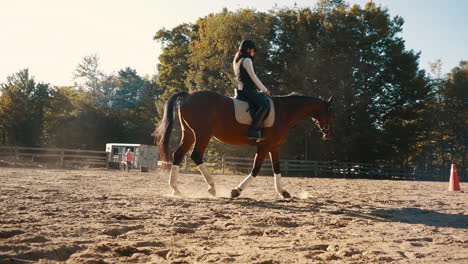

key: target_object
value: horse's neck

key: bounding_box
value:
[279,97,322,128]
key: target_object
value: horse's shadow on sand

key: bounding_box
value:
[371,208,468,229]
[224,197,324,213]
[226,198,468,229]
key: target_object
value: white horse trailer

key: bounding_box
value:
[105,143,159,171]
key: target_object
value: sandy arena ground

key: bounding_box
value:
[0,167,467,264]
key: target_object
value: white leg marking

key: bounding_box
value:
[197,163,214,186]
[169,165,180,195]
[197,163,216,196]
[237,174,254,192]
[274,173,283,194]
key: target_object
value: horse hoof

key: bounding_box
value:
[208,186,216,197]
[231,188,241,198]
[281,190,291,199]
[172,189,181,196]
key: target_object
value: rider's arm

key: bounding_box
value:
[242,58,269,93]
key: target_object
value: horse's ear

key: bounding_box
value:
[328,95,334,103]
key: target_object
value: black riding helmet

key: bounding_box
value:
[235,40,256,62]
[239,40,256,51]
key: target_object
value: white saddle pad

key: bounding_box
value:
[232,97,275,128]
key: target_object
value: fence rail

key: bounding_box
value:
[0,146,108,168]
[1,146,465,182]
[180,155,466,182]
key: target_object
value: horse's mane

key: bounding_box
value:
[272,92,325,102]
[272,91,302,97]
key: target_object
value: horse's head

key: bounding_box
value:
[312,96,335,140]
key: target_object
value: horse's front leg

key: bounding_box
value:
[270,147,291,199]
[231,150,268,198]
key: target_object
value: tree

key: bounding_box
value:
[42,86,100,148]
[441,61,468,167]
[73,54,106,101]
[413,60,446,170]
[108,68,159,144]
[110,67,148,109]
[154,24,195,100]
[0,69,51,146]
[42,66,161,149]
[413,60,467,173]
[315,0,348,14]
[186,8,275,96]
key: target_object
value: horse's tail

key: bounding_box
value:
[156,91,190,167]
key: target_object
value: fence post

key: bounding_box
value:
[14,146,19,160]
[106,152,110,169]
[284,160,288,177]
[222,156,225,175]
[60,149,65,167]
[313,161,318,177]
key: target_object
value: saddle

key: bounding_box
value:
[231,97,275,128]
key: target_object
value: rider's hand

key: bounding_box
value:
[264,90,271,96]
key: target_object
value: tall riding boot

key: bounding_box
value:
[248,106,268,140]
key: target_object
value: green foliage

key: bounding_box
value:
[0,69,51,146]
[154,24,195,100]
[0,59,161,149]
[414,60,467,169]
[41,86,110,149]
[42,65,159,149]
[109,67,149,109]
[108,68,159,145]
[73,54,105,99]
[439,61,467,165]
[187,9,275,96]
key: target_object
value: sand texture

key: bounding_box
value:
[0,167,467,263]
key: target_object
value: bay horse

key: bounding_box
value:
[156,90,334,198]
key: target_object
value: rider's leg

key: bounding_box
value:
[243,89,270,140]
[248,106,268,139]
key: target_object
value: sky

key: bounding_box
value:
[0,0,467,86]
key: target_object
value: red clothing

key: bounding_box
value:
[125,152,133,162]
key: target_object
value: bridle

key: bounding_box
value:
[312,118,330,135]
[321,123,330,134]
[312,101,332,136]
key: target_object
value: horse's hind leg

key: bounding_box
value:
[169,120,195,196]
[190,133,216,196]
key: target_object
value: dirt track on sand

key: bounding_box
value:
[0,167,467,264]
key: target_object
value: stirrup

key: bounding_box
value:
[248,131,264,141]
[247,135,265,140]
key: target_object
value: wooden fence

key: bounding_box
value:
[180,155,466,182]
[1,146,465,182]
[0,146,108,168]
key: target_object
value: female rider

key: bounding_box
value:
[233,40,271,140]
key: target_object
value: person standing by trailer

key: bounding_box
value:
[125,149,133,171]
